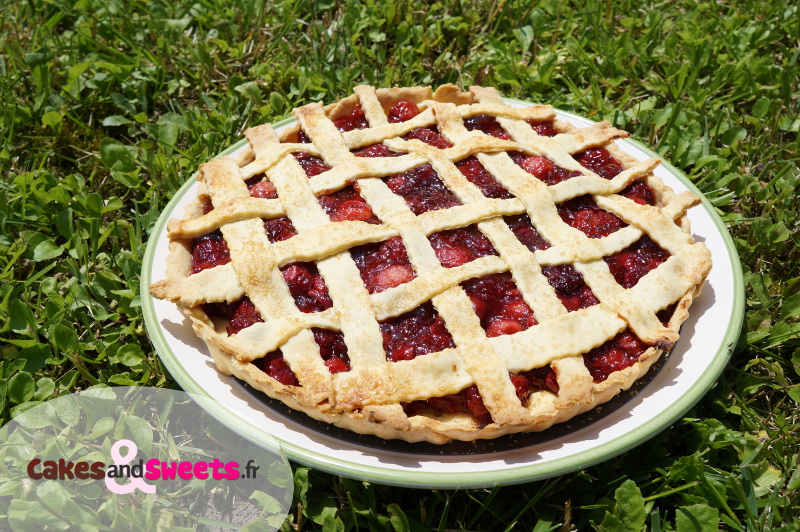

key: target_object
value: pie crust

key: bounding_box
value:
[149,85,712,444]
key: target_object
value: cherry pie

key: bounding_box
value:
[150,85,712,443]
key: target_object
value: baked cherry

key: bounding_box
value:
[527,119,558,137]
[462,273,538,337]
[312,328,350,373]
[405,126,452,149]
[281,262,333,313]
[257,350,299,386]
[351,237,415,294]
[333,105,369,132]
[380,301,455,362]
[226,298,264,335]
[388,100,420,123]
[574,147,623,179]
[542,265,599,311]
[383,164,461,214]
[505,214,551,252]
[510,152,580,186]
[191,231,231,273]
[429,225,498,268]
[464,114,511,140]
[583,330,649,382]
[318,186,380,224]
[604,235,670,288]
[263,217,297,243]
[455,156,513,199]
[558,195,626,238]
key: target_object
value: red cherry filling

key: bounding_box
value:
[521,366,560,394]
[455,156,513,199]
[505,214,551,252]
[542,265,600,311]
[620,180,656,206]
[263,217,297,243]
[574,147,623,179]
[510,152,580,186]
[257,350,299,386]
[604,235,670,288]
[280,262,332,313]
[333,105,369,132]
[312,328,350,374]
[583,330,650,382]
[527,119,558,137]
[429,225,498,268]
[403,385,493,427]
[191,231,231,273]
[462,273,537,337]
[245,174,278,199]
[293,151,331,178]
[380,301,455,362]
[464,114,511,140]
[225,298,264,335]
[405,126,453,149]
[574,147,657,206]
[353,143,401,158]
[318,186,381,224]
[383,164,461,215]
[350,237,415,294]
[558,195,626,238]
[388,100,421,123]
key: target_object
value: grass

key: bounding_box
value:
[1,0,799,529]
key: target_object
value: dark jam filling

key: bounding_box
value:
[333,105,369,132]
[280,262,332,313]
[383,164,461,215]
[405,126,453,149]
[527,119,558,137]
[657,302,679,326]
[353,143,401,158]
[312,328,351,373]
[350,237,415,294]
[293,151,331,178]
[510,152,580,186]
[558,195,626,238]
[191,231,231,274]
[429,225,498,268]
[505,213,551,252]
[380,301,455,362]
[542,265,600,311]
[574,147,656,206]
[584,330,650,382]
[464,114,511,140]
[404,385,493,427]
[574,147,623,179]
[604,235,670,289]
[318,185,381,224]
[257,350,299,386]
[264,218,297,243]
[224,298,264,336]
[462,273,538,337]
[455,156,513,199]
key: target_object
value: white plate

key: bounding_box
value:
[142,101,744,488]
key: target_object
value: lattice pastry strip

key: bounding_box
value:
[150,84,712,443]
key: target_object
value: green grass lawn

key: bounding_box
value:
[1,0,799,529]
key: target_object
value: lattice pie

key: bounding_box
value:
[149,85,712,444]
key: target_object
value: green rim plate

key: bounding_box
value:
[142,100,744,488]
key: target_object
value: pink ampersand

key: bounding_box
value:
[105,439,156,495]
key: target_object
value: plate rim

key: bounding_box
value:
[141,100,744,488]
